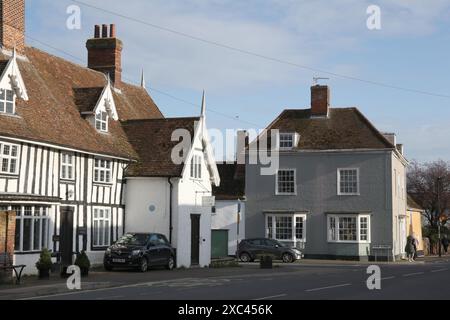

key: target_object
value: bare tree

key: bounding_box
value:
[407,160,450,227]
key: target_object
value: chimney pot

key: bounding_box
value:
[311,85,330,117]
[94,25,100,38]
[102,24,108,38]
[110,24,116,38]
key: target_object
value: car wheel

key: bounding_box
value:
[104,263,113,271]
[239,252,251,263]
[138,257,148,272]
[166,256,175,270]
[282,253,294,263]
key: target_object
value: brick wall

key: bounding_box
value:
[0,0,25,53]
[0,211,16,254]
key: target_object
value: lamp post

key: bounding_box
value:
[437,177,442,258]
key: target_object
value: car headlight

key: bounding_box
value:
[132,250,142,256]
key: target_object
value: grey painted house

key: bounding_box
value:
[245,85,408,261]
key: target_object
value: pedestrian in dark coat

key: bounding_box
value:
[442,235,449,254]
[405,235,415,262]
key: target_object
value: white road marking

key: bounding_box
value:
[380,276,395,280]
[305,283,352,292]
[253,294,287,300]
[403,272,425,277]
[431,268,448,273]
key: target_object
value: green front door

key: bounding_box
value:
[211,230,229,258]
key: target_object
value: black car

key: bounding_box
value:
[104,233,175,272]
[237,238,303,263]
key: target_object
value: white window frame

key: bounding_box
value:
[275,169,297,195]
[265,213,307,243]
[0,88,15,115]
[94,158,112,184]
[92,207,111,248]
[95,111,109,133]
[327,214,371,244]
[278,132,299,150]
[60,152,75,181]
[337,168,360,196]
[190,154,202,180]
[0,205,51,253]
[0,141,20,175]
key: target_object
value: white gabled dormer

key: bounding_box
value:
[0,48,28,115]
[80,76,118,133]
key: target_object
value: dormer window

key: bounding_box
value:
[0,89,15,114]
[95,111,108,132]
[278,132,299,150]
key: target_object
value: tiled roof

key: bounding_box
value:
[212,162,245,200]
[261,108,394,150]
[0,46,164,159]
[73,87,104,113]
[122,117,199,177]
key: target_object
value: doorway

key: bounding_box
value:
[60,207,74,268]
[190,214,201,266]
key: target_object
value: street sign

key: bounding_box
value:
[202,196,215,207]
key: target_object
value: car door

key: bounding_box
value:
[157,234,171,265]
[249,239,265,258]
[146,234,163,265]
[263,239,283,259]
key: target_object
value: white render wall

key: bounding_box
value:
[125,177,171,236]
[212,200,246,256]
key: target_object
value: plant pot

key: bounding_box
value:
[38,268,50,279]
[80,267,89,277]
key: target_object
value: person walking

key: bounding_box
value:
[442,235,449,255]
[405,235,415,262]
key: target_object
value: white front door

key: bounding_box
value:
[399,217,407,258]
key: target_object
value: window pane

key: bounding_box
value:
[339,169,358,194]
[23,219,32,251]
[33,219,41,250]
[93,220,98,246]
[99,220,104,245]
[104,220,110,246]
[275,216,292,240]
[267,216,273,238]
[329,217,336,241]
[3,145,10,155]
[15,219,21,251]
[338,217,357,241]
[2,158,9,172]
[277,170,295,194]
[295,217,304,240]
[5,102,13,113]
[6,90,13,101]
[41,219,48,249]
[11,146,18,157]
[9,158,16,173]
[0,89,5,99]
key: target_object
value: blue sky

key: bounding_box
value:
[26,0,450,161]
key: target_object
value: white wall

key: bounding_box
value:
[125,177,170,236]
[391,151,408,258]
[212,200,246,256]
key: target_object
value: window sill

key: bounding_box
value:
[0,113,21,119]
[93,181,113,187]
[328,241,371,244]
[275,193,297,196]
[60,178,76,183]
[337,193,360,196]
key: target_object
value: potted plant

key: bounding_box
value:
[35,248,52,279]
[75,251,91,277]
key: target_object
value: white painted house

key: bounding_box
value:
[123,95,220,268]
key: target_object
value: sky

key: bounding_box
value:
[26,0,450,162]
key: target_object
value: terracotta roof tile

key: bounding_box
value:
[0,46,164,159]
[122,117,199,177]
[73,87,104,113]
[260,108,394,150]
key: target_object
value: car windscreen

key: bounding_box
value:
[116,234,148,246]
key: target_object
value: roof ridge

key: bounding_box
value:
[122,116,200,123]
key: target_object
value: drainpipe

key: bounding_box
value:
[168,178,174,244]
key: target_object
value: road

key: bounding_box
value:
[24,258,450,300]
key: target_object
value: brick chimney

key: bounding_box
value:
[311,85,330,117]
[0,0,25,53]
[86,24,123,85]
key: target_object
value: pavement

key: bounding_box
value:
[1,255,449,300]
